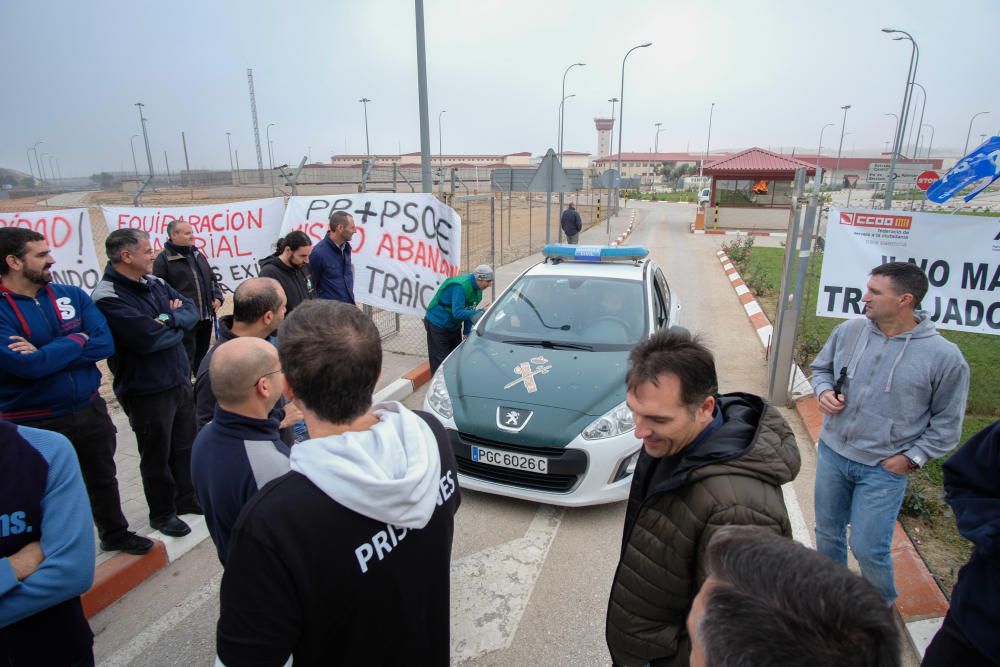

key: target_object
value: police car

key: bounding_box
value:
[424,244,681,506]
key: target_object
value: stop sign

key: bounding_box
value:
[917,170,939,191]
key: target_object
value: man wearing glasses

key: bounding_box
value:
[190,336,290,565]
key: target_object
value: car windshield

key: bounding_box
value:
[479,274,646,350]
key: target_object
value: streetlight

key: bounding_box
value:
[31,141,45,183]
[437,110,446,167]
[701,102,715,179]
[226,132,235,181]
[130,134,141,180]
[834,104,851,189]
[881,28,919,207]
[24,147,36,183]
[816,122,834,185]
[615,42,652,201]
[557,62,586,159]
[359,97,372,158]
[963,111,990,155]
[922,123,935,159]
[40,153,50,190]
[908,83,927,158]
[654,122,664,154]
[266,122,276,196]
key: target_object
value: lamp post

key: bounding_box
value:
[266,123,276,196]
[701,102,715,179]
[359,97,372,158]
[881,28,919,207]
[615,42,652,205]
[40,154,50,190]
[834,104,851,189]
[24,147,36,183]
[963,111,990,155]
[922,123,935,159]
[226,131,235,182]
[654,122,663,154]
[437,110,446,168]
[816,122,834,186]
[130,134,141,180]
[908,83,927,158]
[31,141,45,183]
[557,62,585,159]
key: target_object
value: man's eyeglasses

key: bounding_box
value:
[253,369,282,388]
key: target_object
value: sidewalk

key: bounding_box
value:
[82,207,641,617]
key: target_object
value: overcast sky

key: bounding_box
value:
[3,0,997,177]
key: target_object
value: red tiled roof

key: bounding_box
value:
[704,147,816,175]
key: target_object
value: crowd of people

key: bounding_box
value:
[1,212,993,667]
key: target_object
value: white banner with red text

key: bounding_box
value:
[818,208,1000,334]
[0,208,102,289]
[279,193,462,317]
[101,198,286,294]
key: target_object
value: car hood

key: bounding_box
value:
[444,334,630,448]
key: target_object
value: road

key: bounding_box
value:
[92,202,910,665]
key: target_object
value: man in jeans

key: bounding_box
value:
[94,229,202,538]
[810,261,969,604]
[0,228,152,555]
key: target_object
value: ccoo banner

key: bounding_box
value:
[0,208,102,289]
[818,207,1000,335]
[280,193,462,317]
[101,198,286,295]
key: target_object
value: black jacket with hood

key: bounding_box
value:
[258,254,315,315]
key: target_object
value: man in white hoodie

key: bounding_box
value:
[216,300,460,667]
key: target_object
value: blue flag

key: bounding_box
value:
[926,136,1000,204]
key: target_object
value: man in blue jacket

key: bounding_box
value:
[93,229,202,538]
[423,265,492,374]
[811,261,969,605]
[1,421,96,666]
[309,210,356,303]
[0,228,152,555]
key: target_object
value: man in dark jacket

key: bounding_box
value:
[217,301,460,666]
[152,218,223,375]
[0,228,152,555]
[560,201,583,244]
[191,337,290,565]
[309,211,356,303]
[922,420,1000,666]
[606,329,801,667]
[259,230,315,315]
[1,421,95,666]
[93,228,202,538]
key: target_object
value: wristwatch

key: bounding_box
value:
[903,454,921,469]
[157,313,171,324]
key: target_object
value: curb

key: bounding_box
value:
[714,249,948,658]
[83,362,435,619]
[610,210,637,246]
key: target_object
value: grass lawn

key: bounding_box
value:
[625,190,697,202]
[740,244,998,595]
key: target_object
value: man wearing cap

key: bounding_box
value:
[423,265,492,375]
[560,201,583,244]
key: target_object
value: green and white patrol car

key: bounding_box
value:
[424,244,681,506]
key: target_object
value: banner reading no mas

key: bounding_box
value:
[818,208,1000,335]
[280,193,462,318]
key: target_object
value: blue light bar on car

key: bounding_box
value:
[541,244,649,263]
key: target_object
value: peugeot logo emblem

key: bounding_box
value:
[496,406,533,432]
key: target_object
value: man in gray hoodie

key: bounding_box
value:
[811,261,969,605]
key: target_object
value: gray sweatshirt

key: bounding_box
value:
[810,312,970,467]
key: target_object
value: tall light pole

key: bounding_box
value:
[922,123,935,159]
[908,83,927,158]
[40,154,51,190]
[654,122,663,154]
[359,97,372,158]
[437,109,446,167]
[134,102,155,183]
[881,28,918,207]
[834,104,851,189]
[816,122,834,185]
[24,147,36,183]
[701,102,715,179]
[266,123,276,196]
[615,42,652,202]
[226,131,235,181]
[963,111,989,155]
[31,141,45,183]
[129,134,141,180]
[558,62,585,159]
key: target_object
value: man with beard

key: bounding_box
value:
[0,228,152,555]
[152,218,224,375]
[259,231,315,315]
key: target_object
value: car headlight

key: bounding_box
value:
[582,401,634,440]
[427,366,453,419]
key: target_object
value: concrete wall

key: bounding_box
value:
[714,206,791,231]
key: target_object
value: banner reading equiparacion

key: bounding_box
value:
[0,208,102,289]
[818,207,1000,334]
[280,193,462,317]
[101,198,286,294]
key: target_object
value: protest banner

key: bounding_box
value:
[101,198,286,294]
[0,208,102,289]
[818,208,1000,334]
[280,193,462,317]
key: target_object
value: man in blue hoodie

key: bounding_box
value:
[93,229,202,538]
[423,265,492,375]
[0,228,152,555]
[811,261,969,605]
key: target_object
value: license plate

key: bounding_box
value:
[471,446,548,474]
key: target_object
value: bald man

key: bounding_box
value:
[190,337,290,564]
